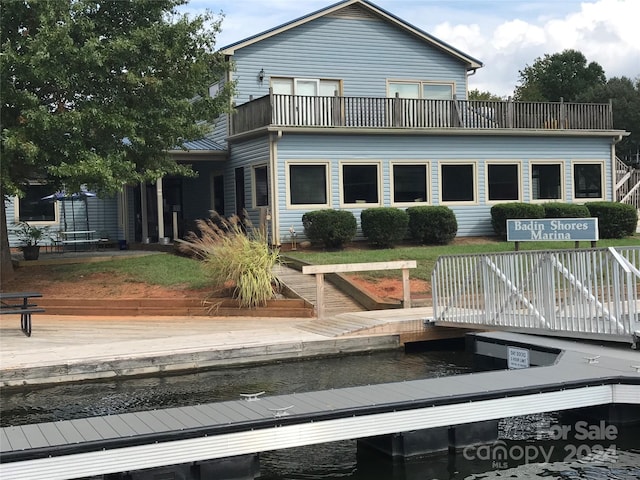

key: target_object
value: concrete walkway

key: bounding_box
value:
[0,307,436,387]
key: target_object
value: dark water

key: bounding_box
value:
[2,347,639,479]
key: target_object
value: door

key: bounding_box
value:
[234,167,245,221]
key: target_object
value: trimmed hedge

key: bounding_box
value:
[406,206,457,245]
[585,202,638,239]
[360,207,409,248]
[542,202,590,219]
[491,203,545,237]
[302,209,357,249]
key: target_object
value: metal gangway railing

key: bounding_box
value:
[430,247,640,346]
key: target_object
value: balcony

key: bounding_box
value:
[230,93,614,136]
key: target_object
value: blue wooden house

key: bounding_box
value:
[7,0,637,248]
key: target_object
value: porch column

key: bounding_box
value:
[140,182,148,242]
[156,179,165,240]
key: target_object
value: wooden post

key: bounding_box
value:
[402,268,411,308]
[315,272,325,319]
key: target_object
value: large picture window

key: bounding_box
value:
[342,164,379,204]
[487,164,519,201]
[531,163,562,200]
[17,184,56,222]
[392,164,428,203]
[573,163,603,199]
[289,164,328,206]
[441,164,475,203]
[253,165,269,207]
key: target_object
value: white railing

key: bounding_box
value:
[431,247,640,345]
[615,157,640,211]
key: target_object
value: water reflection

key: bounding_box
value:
[2,346,638,480]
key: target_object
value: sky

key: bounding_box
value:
[181,0,640,97]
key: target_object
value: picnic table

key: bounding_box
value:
[0,292,44,337]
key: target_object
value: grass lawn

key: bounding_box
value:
[14,235,638,289]
[284,236,640,282]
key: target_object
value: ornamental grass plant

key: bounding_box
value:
[179,213,281,308]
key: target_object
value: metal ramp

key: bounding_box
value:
[430,247,640,346]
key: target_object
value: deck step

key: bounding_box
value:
[37,298,314,317]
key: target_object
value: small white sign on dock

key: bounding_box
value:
[507,346,530,369]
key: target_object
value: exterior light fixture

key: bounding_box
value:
[258,68,265,84]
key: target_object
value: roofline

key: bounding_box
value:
[219,0,483,70]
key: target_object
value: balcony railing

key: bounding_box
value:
[231,93,614,135]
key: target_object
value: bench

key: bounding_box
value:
[0,292,44,337]
[60,230,99,251]
[302,260,417,319]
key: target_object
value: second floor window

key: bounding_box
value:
[388,81,454,100]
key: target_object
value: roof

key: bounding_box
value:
[171,137,226,152]
[219,0,482,70]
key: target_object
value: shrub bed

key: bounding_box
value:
[542,202,590,218]
[585,202,638,238]
[491,203,545,237]
[406,206,457,245]
[360,207,409,248]
[302,209,357,249]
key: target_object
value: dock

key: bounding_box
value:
[2,332,638,480]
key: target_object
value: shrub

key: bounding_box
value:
[542,202,590,219]
[585,202,638,239]
[178,213,280,308]
[490,203,545,237]
[302,209,357,250]
[406,206,457,245]
[360,208,409,248]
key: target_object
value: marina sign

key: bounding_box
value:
[507,218,598,242]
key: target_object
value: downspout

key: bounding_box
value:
[465,68,478,98]
[269,131,282,246]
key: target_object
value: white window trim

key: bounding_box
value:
[387,79,456,98]
[438,160,479,206]
[251,163,269,208]
[270,77,343,96]
[390,161,431,206]
[484,160,523,204]
[528,160,565,203]
[339,160,382,208]
[285,161,331,210]
[571,160,606,202]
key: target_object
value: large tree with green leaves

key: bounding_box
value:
[1,0,233,283]
[576,76,640,162]
[513,49,606,102]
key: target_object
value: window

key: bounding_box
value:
[441,164,475,203]
[531,163,562,200]
[17,184,56,222]
[388,81,454,100]
[573,163,603,199]
[342,164,379,205]
[272,77,341,126]
[487,164,520,201]
[289,164,328,206]
[392,164,428,203]
[253,165,268,207]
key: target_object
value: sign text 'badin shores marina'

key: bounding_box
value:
[506,218,599,242]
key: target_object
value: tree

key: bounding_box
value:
[513,49,606,102]
[0,0,233,283]
[577,76,640,163]
[468,89,504,101]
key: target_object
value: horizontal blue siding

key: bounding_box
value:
[228,137,271,230]
[232,14,468,105]
[274,134,613,241]
[6,196,119,247]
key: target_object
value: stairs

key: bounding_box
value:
[616,157,640,212]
